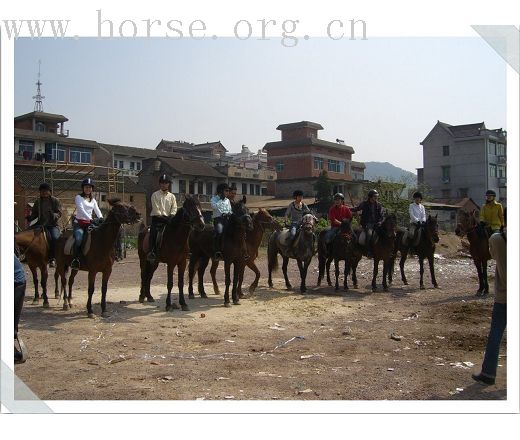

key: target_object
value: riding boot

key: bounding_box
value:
[71,246,81,270]
[147,225,158,263]
[48,239,56,267]
[214,234,223,260]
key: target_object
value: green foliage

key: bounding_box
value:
[313,170,333,214]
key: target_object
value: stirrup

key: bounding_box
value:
[70,258,80,270]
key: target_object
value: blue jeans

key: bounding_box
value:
[73,222,87,251]
[481,302,507,378]
[289,222,299,238]
[325,227,339,244]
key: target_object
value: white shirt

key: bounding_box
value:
[75,194,103,221]
[150,190,178,217]
[210,195,232,218]
[409,202,426,223]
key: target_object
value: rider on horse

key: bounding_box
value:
[71,178,103,270]
[351,189,385,257]
[324,193,352,253]
[406,191,427,246]
[26,182,62,267]
[211,183,232,260]
[479,189,504,236]
[228,184,238,205]
[147,174,178,263]
[285,190,311,250]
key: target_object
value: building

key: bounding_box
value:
[264,121,364,198]
[227,145,268,169]
[214,162,276,197]
[418,121,507,205]
[156,139,228,161]
[423,198,480,232]
[97,143,161,178]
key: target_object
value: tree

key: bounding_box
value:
[313,170,333,214]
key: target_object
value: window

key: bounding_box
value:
[36,122,45,132]
[276,162,284,172]
[459,188,468,198]
[488,163,497,178]
[497,165,506,178]
[189,181,195,194]
[19,140,35,160]
[441,189,451,198]
[497,144,506,156]
[442,145,450,156]
[70,149,92,164]
[179,180,186,193]
[136,162,141,171]
[129,195,134,203]
[255,185,260,195]
[339,161,346,173]
[441,166,450,182]
[198,182,204,194]
[488,140,497,156]
[242,183,247,195]
[119,160,124,169]
[250,183,255,195]
[113,160,118,168]
[314,157,323,170]
[45,143,65,162]
[206,182,213,196]
[328,159,341,173]
[130,161,135,170]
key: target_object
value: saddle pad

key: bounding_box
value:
[64,231,92,256]
[142,226,165,254]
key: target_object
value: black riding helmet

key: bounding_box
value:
[485,189,496,197]
[413,191,423,200]
[333,193,345,200]
[216,183,229,194]
[159,174,172,184]
[367,189,379,198]
[39,182,51,192]
[81,177,95,189]
[293,190,304,198]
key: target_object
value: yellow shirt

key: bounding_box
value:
[479,200,504,231]
[150,190,177,217]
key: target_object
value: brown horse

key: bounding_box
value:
[390,215,440,289]
[267,213,316,293]
[138,195,205,311]
[15,227,54,307]
[191,208,281,298]
[55,199,141,317]
[455,209,491,295]
[316,219,355,291]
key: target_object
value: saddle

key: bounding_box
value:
[403,226,422,247]
[64,230,93,256]
[142,224,167,254]
[358,228,378,248]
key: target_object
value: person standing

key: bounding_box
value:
[147,174,178,263]
[71,178,103,270]
[472,208,507,385]
[26,182,62,267]
[211,183,232,260]
[14,253,27,363]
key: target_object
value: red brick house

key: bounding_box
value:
[264,121,364,198]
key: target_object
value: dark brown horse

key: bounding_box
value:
[15,227,54,307]
[455,209,491,295]
[267,214,316,293]
[202,209,282,297]
[317,219,355,291]
[55,199,141,317]
[138,195,205,311]
[390,215,440,289]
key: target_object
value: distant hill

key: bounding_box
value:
[363,162,417,184]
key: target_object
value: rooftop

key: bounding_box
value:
[15,111,69,123]
[276,121,324,131]
[158,156,226,179]
[15,128,98,147]
[264,137,355,154]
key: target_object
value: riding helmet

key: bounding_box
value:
[293,190,304,198]
[333,192,345,200]
[485,189,496,197]
[412,191,423,200]
[159,174,172,183]
[81,177,95,188]
[39,182,51,191]
[367,189,379,198]
[216,183,229,194]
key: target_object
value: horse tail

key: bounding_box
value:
[267,233,278,273]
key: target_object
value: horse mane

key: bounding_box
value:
[169,207,186,229]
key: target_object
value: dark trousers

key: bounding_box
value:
[481,302,507,378]
[149,216,169,254]
[14,282,26,339]
[213,217,228,253]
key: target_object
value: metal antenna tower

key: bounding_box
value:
[32,60,45,112]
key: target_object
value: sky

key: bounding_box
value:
[14,37,507,173]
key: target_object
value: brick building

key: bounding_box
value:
[264,121,364,198]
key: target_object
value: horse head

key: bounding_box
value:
[426,214,440,243]
[339,218,354,240]
[254,208,282,231]
[301,213,316,236]
[380,213,397,239]
[108,198,141,224]
[455,210,477,237]
[182,194,205,231]
[232,196,254,231]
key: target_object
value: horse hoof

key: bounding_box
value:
[268,283,273,289]
[249,285,257,294]
[372,287,377,293]
[63,304,69,311]
[233,300,241,305]
[43,301,50,308]
[200,293,208,299]
[188,294,195,299]
[353,284,358,289]
[32,299,39,305]
[383,287,389,292]
[403,281,409,286]
[146,296,155,303]
[181,304,190,311]
[88,313,96,319]
[327,282,332,287]
[101,312,110,318]
[434,284,440,289]
[238,293,244,299]
[420,285,425,290]
[138,297,145,304]
[224,302,231,308]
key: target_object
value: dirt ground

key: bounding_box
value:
[15,234,506,401]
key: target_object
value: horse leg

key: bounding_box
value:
[334,258,340,291]
[282,257,292,290]
[178,260,190,311]
[248,260,260,294]
[428,254,439,288]
[483,260,489,294]
[100,268,112,317]
[165,264,175,311]
[210,259,220,296]
[372,258,379,292]
[145,263,158,302]
[187,253,197,298]
[54,270,60,299]
[317,254,324,287]
[382,260,389,292]
[237,263,245,299]
[139,260,148,303]
[344,261,349,291]
[473,259,484,294]
[326,257,332,286]
[232,263,241,305]
[388,257,394,286]
[65,269,78,310]
[419,257,425,290]
[399,250,409,285]
[224,260,232,307]
[297,259,307,293]
[86,271,96,318]
[197,256,209,298]
[39,265,49,307]
[351,260,359,289]
[30,266,39,305]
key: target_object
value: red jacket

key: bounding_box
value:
[328,204,352,228]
